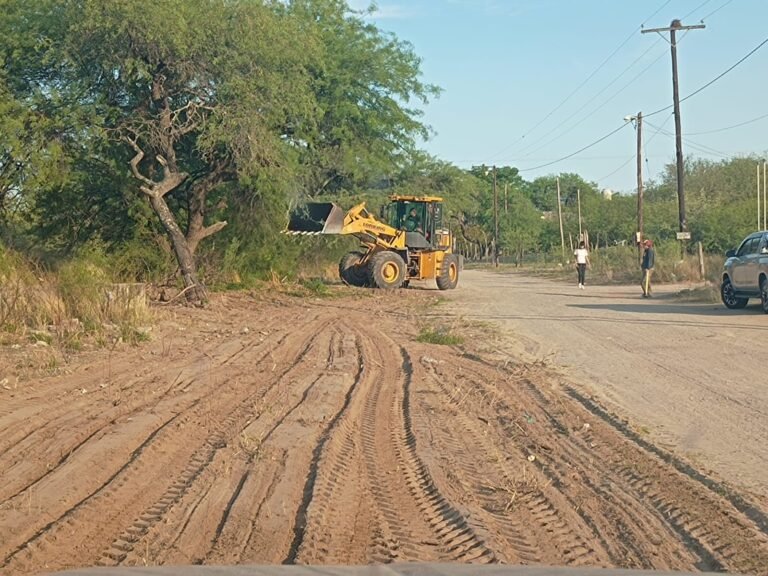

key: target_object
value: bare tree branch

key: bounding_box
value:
[122,135,155,193]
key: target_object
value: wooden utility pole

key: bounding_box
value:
[577,188,582,241]
[643,19,704,237]
[758,163,761,231]
[556,177,565,261]
[763,160,768,230]
[504,183,508,215]
[635,112,644,260]
[493,165,499,267]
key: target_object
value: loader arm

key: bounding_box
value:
[340,203,406,250]
[286,202,406,251]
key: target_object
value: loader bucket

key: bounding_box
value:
[285,202,346,235]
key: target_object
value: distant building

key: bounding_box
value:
[601,188,614,200]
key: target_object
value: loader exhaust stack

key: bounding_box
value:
[285,202,346,235]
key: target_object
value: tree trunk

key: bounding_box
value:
[149,194,207,305]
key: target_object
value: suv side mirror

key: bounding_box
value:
[725,249,736,258]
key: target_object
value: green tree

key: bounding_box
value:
[2,0,318,303]
[287,0,439,198]
[499,188,541,264]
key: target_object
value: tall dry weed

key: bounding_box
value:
[0,245,151,347]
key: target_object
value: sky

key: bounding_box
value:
[348,0,768,194]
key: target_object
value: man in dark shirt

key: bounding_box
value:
[641,239,655,297]
[404,207,423,234]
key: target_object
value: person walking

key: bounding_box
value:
[573,241,590,289]
[641,239,655,297]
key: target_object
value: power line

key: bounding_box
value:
[685,112,768,135]
[699,0,734,22]
[489,0,677,161]
[645,119,730,157]
[646,34,768,118]
[682,0,714,20]
[679,36,768,105]
[517,42,669,160]
[597,113,673,181]
[517,121,631,173]
[522,2,733,158]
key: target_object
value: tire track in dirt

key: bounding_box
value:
[0,314,296,508]
[0,313,331,574]
[287,324,496,565]
[415,356,605,567]
[0,327,292,515]
[283,330,366,564]
[97,320,338,567]
[116,324,359,567]
[418,352,768,574]
[567,382,768,572]
[395,345,496,563]
[290,330,389,565]
[532,379,768,574]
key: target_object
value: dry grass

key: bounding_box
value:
[0,247,152,351]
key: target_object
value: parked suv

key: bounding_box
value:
[721,230,768,312]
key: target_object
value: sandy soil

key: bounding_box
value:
[444,269,768,501]
[1,285,767,575]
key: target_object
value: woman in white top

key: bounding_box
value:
[574,241,590,289]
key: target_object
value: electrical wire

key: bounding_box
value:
[646,34,768,118]
[517,121,632,173]
[517,42,669,160]
[699,0,734,22]
[645,119,730,157]
[682,0,714,20]
[685,112,768,135]
[488,0,677,161]
[596,113,673,182]
[511,0,733,161]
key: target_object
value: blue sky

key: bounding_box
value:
[349,0,768,194]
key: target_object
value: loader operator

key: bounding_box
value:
[404,207,423,234]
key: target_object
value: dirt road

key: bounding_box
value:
[1,287,768,575]
[444,269,768,502]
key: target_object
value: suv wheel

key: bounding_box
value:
[721,276,748,309]
[760,277,768,314]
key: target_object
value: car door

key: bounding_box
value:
[732,235,760,290]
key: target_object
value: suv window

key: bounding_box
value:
[737,236,761,257]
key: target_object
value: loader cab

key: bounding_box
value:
[386,196,444,250]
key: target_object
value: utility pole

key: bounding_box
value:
[636,112,643,242]
[577,188,582,242]
[493,165,499,267]
[643,19,704,238]
[634,112,644,261]
[556,177,565,262]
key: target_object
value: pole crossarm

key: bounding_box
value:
[642,23,705,33]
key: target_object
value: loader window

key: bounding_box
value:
[404,207,423,233]
[397,202,425,234]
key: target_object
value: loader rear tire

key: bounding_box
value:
[339,251,368,287]
[436,254,459,290]
[369,251,405,290]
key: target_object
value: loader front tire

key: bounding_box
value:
[339,251,368,287]
[436,254,459,290]
[369,251,405,290]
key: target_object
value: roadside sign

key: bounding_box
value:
[676,231,691,240]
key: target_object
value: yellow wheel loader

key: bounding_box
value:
[286,195,462,290]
